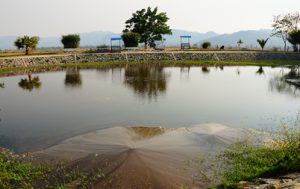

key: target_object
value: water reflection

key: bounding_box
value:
[180,67,190,80]
[0,83,4,88]
[18,74,41,91]
[256,66,265,75]
[201,66,210,73]
[269,68,300,97]
[215,65,224,70]
[124,65,168,100]
[65,68,82,88]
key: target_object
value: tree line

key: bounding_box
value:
[12,8,300,55]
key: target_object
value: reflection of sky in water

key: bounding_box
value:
[0,65,299,152]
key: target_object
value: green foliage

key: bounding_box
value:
[288,30,300,52]
[123,7,172,48]
[215,121,300,188]
[14,36,40,55]
[237,39,243,49]
[122,32,141,47]
[0,149,45,189]
[272,12,300,51]
[202,42,211,49]
[14,38,23,49]
[257,38,269,51]
[0,149,106,188]
[61,34,80,49]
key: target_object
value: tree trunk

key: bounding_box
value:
[284,41,287,52]
[25,46,29,55]
[144,41,147,49]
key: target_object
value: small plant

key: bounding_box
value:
[237,39,243,49]
[257,38,269,51]
[202,41,211,49]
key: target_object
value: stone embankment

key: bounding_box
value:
[0,52,300,68]
[239,173,300,189]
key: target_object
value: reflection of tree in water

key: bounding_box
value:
[124,65,169,100]
[180,67,190,80]
[269,68,300,97]
[201,66,210,73]
[65,68,82,88]
[256,66,265,75]
[0,83,4,88]
[18,74,41,91]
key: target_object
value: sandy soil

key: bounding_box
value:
[34,123,245,189]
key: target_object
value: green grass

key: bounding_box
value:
[0,149,47,188]
[1,59,300,77]
[210,122,300,189]
[0,148,106,189]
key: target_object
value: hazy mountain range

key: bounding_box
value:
[0,29,285,49]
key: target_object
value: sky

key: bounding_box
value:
[0,0,299,37]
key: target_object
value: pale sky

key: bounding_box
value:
[0,0,299,37]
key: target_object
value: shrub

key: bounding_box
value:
[122,32,141,47]
[202,42,211,49]
[61,34,80,49]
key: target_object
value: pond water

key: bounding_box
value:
[0,65,300,152]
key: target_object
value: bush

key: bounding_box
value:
[121,32,141,47]
[61,34,80,49]
[202,42,211,49]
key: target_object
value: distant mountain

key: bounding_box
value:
[163,29,218,46]
[0,29,286,50]
[197,29,285,49]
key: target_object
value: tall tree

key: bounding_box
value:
[257,38,269,51]
[288,30,300,52]
[123,7,172,48]
[61,34,80,49]
[272,12,300,52]
[14,36,39,55]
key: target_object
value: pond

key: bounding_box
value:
[0,64,300,152]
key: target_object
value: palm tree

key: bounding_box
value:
[257,38,269,51]
[14,36,39,55]
[237,39,243,49]
[18,74,41,91]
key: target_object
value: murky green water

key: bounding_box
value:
[0,65,299,152]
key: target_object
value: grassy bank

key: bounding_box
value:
[0,148,106,189]
[1,59,300,77]
[207,123,300,189]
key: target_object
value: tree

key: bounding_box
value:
[257,38,269,51]
[123,7,172,48]
[201,42,211,49]
[237,39,243,49]
[272,12,300,52]
[61,34,80,49]
[288,30,300,52]
[14,36,40,55]
[121,32,141,47]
